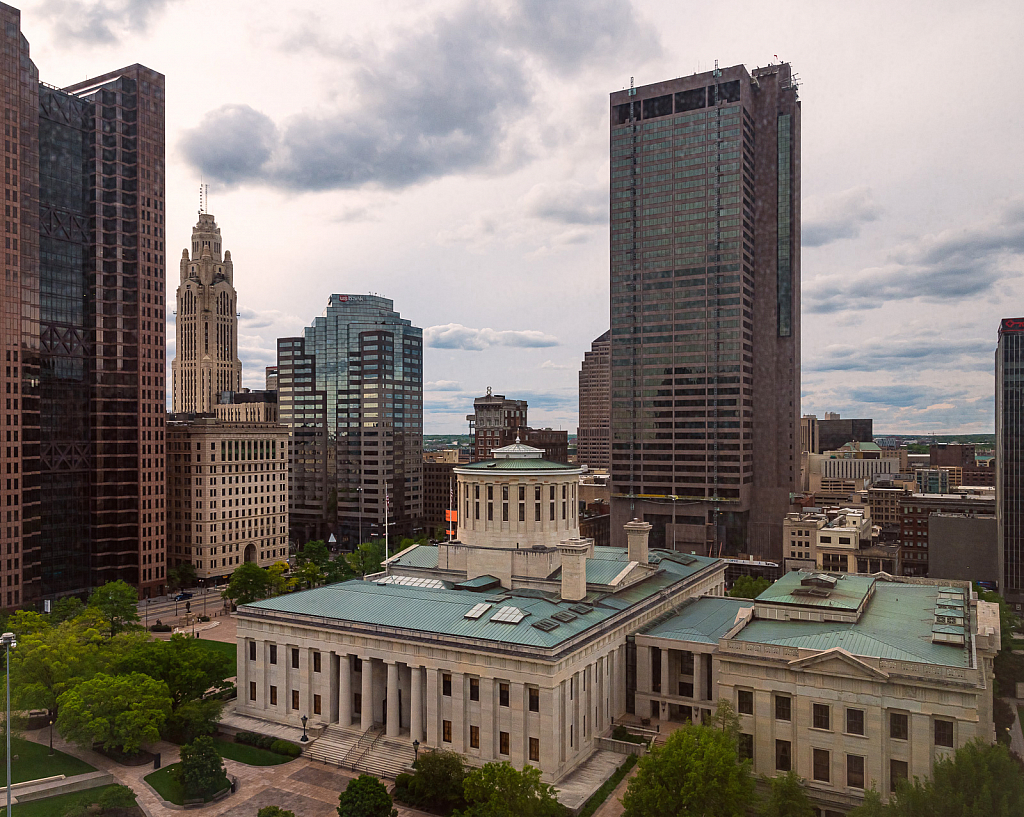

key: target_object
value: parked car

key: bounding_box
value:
[174,591,193,601]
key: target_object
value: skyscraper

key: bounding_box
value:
[577,331,611,471]
[996,317,1024,612]
[172,212,241,413]
[608,63,800,558]
[277,295,423,548]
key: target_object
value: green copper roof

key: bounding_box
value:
[456,458,576,471]
[644,597,749,644]
[756,571,875,612]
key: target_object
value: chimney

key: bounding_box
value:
[624,518,652,564]
[558,539,589,602]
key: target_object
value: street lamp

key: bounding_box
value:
[145,599,150,629]
[300,715,309,743]
[2,631,17,817]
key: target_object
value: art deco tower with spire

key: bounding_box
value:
[172,211,242,413]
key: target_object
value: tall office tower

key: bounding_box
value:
[277,295,423,548]
[466,389,527,460]
[577,331,611,470]
[171,212,241,413]
[608,64,800,558]
[996,317,1024,612]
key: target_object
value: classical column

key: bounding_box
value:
[480,677,495,760]
[511,682,526,767]
[386,661,400,737]
[426,668,440,746]
[340,654,352,727]
[361,658,374,732]
[410,665,423,742]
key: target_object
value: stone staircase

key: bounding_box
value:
[304,724,416,780]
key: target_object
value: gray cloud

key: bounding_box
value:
[846,385,966,410]
[522,181,606,225]
[425,323,559,351]
[806,199,1024,313]
[802,186,881,247]
[180,0,656,191]
[809,331,994,373]
[425,380,463,391]
[38,0,178,44]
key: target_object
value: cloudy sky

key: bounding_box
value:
[22,0,1023,434]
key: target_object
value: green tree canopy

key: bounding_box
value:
[257,808,296,817]
[621,725,755,817]
[51,596,85,624]
[457,761,564,817]
[267,562,294,596]
[88,580,141,637]
[168,562,197,592]
[223,562,272,605]
[760,771,815,817]
[176,735,227,799]
[409,750,467,813]
[298,540,330,567]
[728,575,772,599]
[57,672,172,755]
[347,540,386,578]
[337,774,397,817]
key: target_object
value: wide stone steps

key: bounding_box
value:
[303,724,416,780]
[304,724,364,765]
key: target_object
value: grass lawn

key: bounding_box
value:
[0,737,95,785]
[144,763,229,805]
[193,638,237,677]
[212,738,293,766]
[11,784,139,817]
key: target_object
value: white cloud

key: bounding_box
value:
[424,323,559,351]
[426,380,463,391]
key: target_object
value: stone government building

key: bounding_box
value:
[233,442,999,810]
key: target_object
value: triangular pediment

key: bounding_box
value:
[788,647,889,680]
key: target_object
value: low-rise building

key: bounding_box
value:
[928,513,999,586]
[900,493,995,577]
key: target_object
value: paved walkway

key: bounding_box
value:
[591,762,640,817]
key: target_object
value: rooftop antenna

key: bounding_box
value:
[198,178,203,217]
[205,183,209,214]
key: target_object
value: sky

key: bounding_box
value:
[19,0,1024,435]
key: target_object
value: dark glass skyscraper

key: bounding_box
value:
[997,318,1024,612]
[608,64,800,559]
[278,295,423,548]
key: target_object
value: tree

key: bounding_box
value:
[223,562,271,605]
[760,771,815,817]
[458,761,564,817]
[337,774,397,817]
[51,596,85,624]
[57,672,172,756]
[267,562,294,596]
[293,560,326,590]
[409,750,466,813]
[258,808,296,817]
[168,563,197,592]
[707,698,741,745]
[298,540,330,567]
[621,725,755,817]
[88,580,141,637]
[97,785,138,811]
[176,735,226,800]
[347,540,386,578]
[729,575,772,599]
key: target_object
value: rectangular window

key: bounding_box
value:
[249,641,256,661]
[775,695,791,721]
[890,759,908,792]
[503,503,509,522]
[847,754,865,789]
[270,685,278,706]
[502,485,509,501]
[249,681,256,701]
[529,687,539,712]
[737,690,753,715]
[488,502,493,521]
[443,673,452,696]
[475,501,480,520]
[890,712,908,740]
[313,652,321,673]
[488,486,493,500]
[813,703,830,731]
[443,720,452,743]
[535,503,541,521]
[499,731,510,755]
[846,708,865,736]
[550,503,555,521]
[550,486,555,500]
[291,690,299,710]
[529,737,540,762]
[313,694,322,715]
[813,748,830,782]
[269,645,277,665]
[738,733,753,761]
[470,725,480,749]
[535,486,541,500]
[500,683,510,707]
[519,486,525,501]
[291,648,299,669]
[470,677,479,702]
[519,503,525,522]
[775,739,791,772]
[934,719,954,747]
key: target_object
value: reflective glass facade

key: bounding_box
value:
[997,319,1024,611]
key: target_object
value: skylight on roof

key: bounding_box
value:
[532,619,559,632]
[465,602,492,620]
[376,575,446,590]
[490,606,528,624]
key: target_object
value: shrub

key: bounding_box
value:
[270,739,302,757]
[612,725,646,745]
[97,784,138,810]
[150,623,172,633]
[198,615,210,622]
[176,736,226,800]
[236,731,275,750]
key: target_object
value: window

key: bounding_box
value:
[529,687,539,712]
[291,690,299,710]
[890,712,909,740]
[470,677,479,702]
[249,681,256,701]
[500,683,510,707]
[443,720,452,743]
[519,503,525,522]
[270,685,278,706]
[249,641,256,661]
[502,485,509,500]
[775,695,791,721]
[934,719,954,747]
[890,759,908,792]
[737,690,753,715]
[813,703,830,731]
[269,645,277,665]
[499,731,510,755]
[488,502,493,521]
[314,694,322,715]
[775,739,791,771]
[519,486,525,501]
[846,708,865,736]
[470,725,480,749]
[291,648,299,669]
[847,754,864,789]
[443,673,452,696]
[535,503,541,521]
[738,733,753,761]
[529,737,540,762]
[313,652,321,673]
[813,748,830,782]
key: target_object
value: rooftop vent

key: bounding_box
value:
[532,619,560,632]
[792,587,831,598]
[552,611,578,623]
[800,573,838,589]
[569,603,594,615]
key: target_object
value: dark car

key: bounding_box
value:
[174,591,193,601]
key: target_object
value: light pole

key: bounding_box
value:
[145,599,150,629]
[2,631,17,817]
[48,716,53,757]
[300,715,309,743]
[356,487,363,547]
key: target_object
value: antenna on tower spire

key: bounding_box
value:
[198,177,204,216]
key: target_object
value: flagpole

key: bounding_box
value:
[448,476,453,543]
[385,482,390,562]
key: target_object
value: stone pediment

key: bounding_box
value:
[787,648,889,680]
